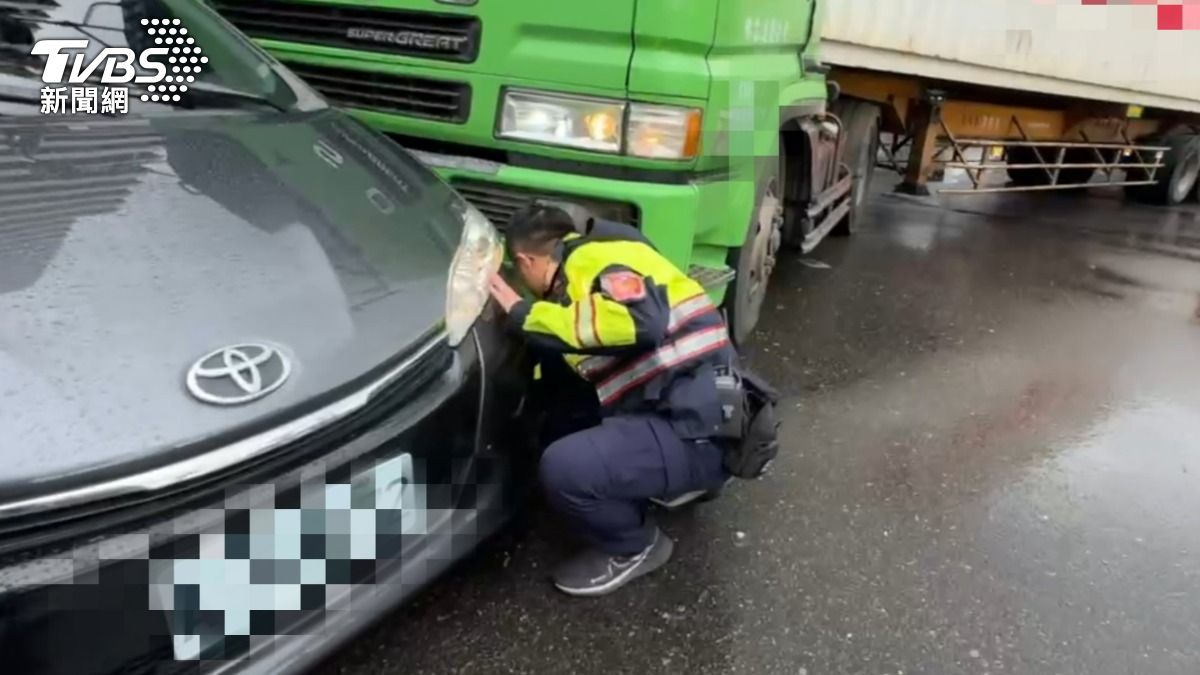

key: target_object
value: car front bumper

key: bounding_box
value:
[0,319,527,675]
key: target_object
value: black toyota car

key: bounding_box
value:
[0,1,530,672]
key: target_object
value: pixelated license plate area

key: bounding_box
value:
[148,451,436,661]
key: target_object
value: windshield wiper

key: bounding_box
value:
[173,82,288,113]
[0,90,39,104]
[0,83,288,116]
[0,82,48,113]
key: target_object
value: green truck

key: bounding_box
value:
[210,0,863,343]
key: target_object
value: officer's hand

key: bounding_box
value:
[488,272,522,313]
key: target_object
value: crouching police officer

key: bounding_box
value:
[487,203,735,597]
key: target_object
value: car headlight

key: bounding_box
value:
[499,90,625,153]
[626,103,702,160]
[498,89,702,160]
[445,203,503,347]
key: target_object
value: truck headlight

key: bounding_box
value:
[626,103,702,159]
[499,89,624,153]
[497,90,702,160]
[445,203,503,347]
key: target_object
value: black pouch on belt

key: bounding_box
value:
[714,366,782,479]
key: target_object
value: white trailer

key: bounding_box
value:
[816,0,1200,205]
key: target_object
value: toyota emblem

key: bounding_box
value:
[185,343,292,406]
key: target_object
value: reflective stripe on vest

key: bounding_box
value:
[575,293,718,379]
[668,293,718,334]
[595,324,730,407]
[575,353,617,379]
[575,295,601,348]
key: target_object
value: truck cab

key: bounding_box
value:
[212,0,855,342]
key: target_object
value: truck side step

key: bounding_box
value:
[688,264,736,289]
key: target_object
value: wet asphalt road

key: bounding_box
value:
[318,177,1200,675]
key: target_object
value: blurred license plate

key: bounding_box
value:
[149,452,426,661]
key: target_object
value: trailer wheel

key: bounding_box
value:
[831,99,881,236]
[1006,147,1095,187]
[1125,134,1200,206]
[725,173,783,346]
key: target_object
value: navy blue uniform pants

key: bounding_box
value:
[539,414,728,556]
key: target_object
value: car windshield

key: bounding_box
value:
[0,0,316,115]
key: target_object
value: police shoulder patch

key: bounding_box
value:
[599,270,647,302]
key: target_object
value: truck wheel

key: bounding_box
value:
[831,100,881,236]
[1125,134,1200,206]
[725,175,783,346]
[1007,147,1095,187]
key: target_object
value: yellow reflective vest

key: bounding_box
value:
[506,221,733,437]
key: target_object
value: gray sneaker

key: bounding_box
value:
[552,528,675,597]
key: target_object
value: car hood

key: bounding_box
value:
[0,109,466,503]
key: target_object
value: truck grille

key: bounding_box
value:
[282,60,470,123]
[450,178,640,231]
[208,0,480,62]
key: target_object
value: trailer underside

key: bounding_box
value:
[829,66,1200,203]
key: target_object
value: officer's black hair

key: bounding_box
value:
[505,203,578,259]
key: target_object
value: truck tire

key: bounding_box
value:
[831,99,881,236]
[725,172,783,346]
[1006,147,1095,187]
[1125,134,1200,206]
